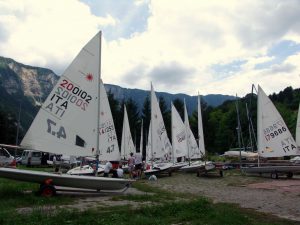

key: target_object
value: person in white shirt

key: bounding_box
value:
[116,165,124,178]
[134,152,143,179]
[103,161,112,177]
[128,152,135,179]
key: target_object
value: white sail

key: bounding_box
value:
[257,85,299,157]
[120,105,136,160]
[150,84,172,161]
[296,103,300,148]
[99,80,120,161]
[198,94,205,157]
[184,100,200,159]
[21,32,101,156]
[146,121,152,162]
[171,103,187,161]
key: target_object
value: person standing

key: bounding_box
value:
[128,152,135,179]
[134,152,143,179]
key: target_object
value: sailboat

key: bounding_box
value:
[290,103,300,163]
[144,84,173,176]
[223,96,258,160]
[170,102,188,170]
[0,31,133,195]
[242,85,300,178]
[118,104,136,173]
[120,105,136,160]
[67,79,121,175]
[180,97,214,172]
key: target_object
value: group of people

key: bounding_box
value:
[103,161,124,178]
[102,152,144,179]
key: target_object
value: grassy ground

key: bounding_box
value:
[0,175,298,225]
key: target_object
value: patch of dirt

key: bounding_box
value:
[17,171,300,222]
[17,187,151,214]
[145,172,300,222]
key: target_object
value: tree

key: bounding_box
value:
[173,98,184,120]
[141,95,151,156]
[159,96,171,141]
[125,98,140,147]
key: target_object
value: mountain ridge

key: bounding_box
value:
[0,55,235,132]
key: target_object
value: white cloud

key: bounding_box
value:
[0,0,116,73]
[0,0,300,96]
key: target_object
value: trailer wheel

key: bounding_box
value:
[39,185,56,197]
[287,172,293,178]
[271,172,278,179]
[219,170,223,177]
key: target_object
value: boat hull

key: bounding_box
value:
[144,162,173,176]
[0,168,133,191]
[180,161,215,173]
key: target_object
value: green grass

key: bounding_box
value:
[0,174,298,225]
[0,177,74,222]
[0,197,297,225]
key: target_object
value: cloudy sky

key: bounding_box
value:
[1,0,300,96]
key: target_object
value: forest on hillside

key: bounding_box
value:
[0,86,299,156]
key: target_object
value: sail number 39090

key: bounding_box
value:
[47,119,67,139]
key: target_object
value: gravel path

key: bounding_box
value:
[145,171,300,222]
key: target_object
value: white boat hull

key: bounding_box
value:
[180,161,215,172]
[170,162,189,171]
[0,168,133,191]
[144,162,173,176]
[67,165,105,176]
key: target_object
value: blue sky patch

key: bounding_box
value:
[211,60,247,78]
[255,40,300,70]
[81,0,150,40]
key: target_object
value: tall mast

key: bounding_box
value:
[140,119,143,153]
[150,83,154,165]
[171,102,175,164]
[95,31,102,176]
[235,94,242,168]
[184,99,190,165]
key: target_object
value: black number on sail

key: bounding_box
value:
[106,144,114,153]
[47,119,67,139]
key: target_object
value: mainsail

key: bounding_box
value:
[21,32,101,156]
[257,85,299,157]
[296,103,300,148]
[171,102,187,162]
[184,100,200,159]
[99,80,120,161]
[121,105,136,160]
[150,84,172,161]
[198,94,205,157]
